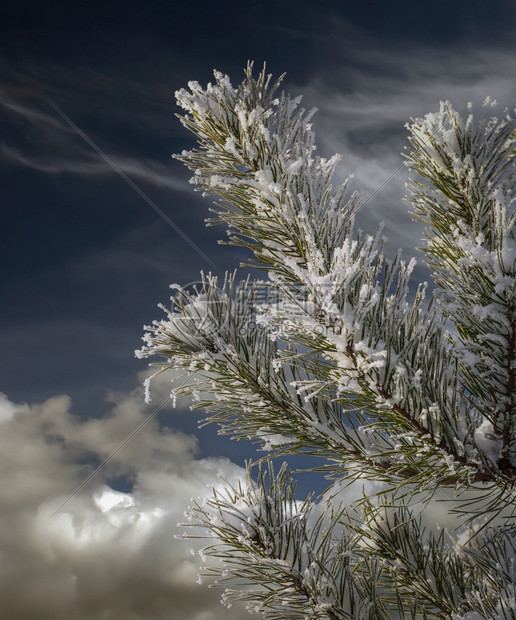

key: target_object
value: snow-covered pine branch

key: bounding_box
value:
[181,462,386,619]
[406,101,516,477]
[137,64,516,618]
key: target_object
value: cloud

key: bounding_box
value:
[297,37,516,264]
[0,142,189,192]
[0,63,190,193]
[5,41,516,268]
[0,388,248,619]
[4,374,463,620]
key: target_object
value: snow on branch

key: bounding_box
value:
[138,64,516,618]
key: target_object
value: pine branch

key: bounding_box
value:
[138,65,516,618]
[406,100,516,480]
[181,462,387,619]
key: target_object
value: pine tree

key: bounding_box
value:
[136,64,516,619]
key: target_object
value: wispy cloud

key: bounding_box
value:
[0,142,189,191]
[0,62,188,192]
[298,37,516,259]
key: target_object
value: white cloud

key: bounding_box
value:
[0,67,190,193]
[0,141,189,192]
[0,389,247,619]
[0,382,489,619]
[300,41,516,261]
[5,379,462,620]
